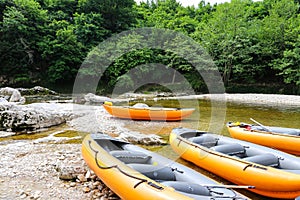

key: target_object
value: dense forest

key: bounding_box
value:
[0,0,299,94]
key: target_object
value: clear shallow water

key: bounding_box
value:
[128,99,300,200]
[125,99,300,136]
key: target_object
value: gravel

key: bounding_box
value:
[0,142,120,200]
[168,93,300,108]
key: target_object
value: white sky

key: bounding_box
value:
[135,0,260,7]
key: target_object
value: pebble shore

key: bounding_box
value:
[0,142,120,200]
[167,93,300,108]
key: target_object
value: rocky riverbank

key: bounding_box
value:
[0,89,168,200]
[1,88,299,200]
[0,103,164,200]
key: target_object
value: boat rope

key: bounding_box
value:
[176,136,268,171]
[177,139,183,146]
[243,164,267,171]
[88,140,148,188]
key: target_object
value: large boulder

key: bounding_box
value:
[84,93,111,103]
[0,87,25,103]
[17,86,58,96]
[0,103,76,133]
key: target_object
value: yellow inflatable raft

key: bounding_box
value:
[82,133,248,200]
[103,102,194,121]
[170,127,300,199]
[227,121,300,155]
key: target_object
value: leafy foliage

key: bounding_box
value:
[0,0,299,94]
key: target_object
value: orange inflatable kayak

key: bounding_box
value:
[227,121,300,155]
[103,102,195,121]
[169,127,300,199]
[82,133,249,200]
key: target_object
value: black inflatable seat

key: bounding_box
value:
[162,181,211,196]
[189,135,218,148]
[110,150,152,164]
[128,164,176,181]
[211,143,245,156]
[243,153,279,167]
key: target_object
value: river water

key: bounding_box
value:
[124,99,300,136]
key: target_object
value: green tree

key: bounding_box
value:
[78,0,137,33]
[273,13,300,92]
[37,0,78,20]
[275,37,300,86]
[73,12,109,49]
[38,20,85,83]
[0,0,48,86]
[255,0,299,87]
[194,0,255,85]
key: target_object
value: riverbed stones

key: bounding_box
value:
[57,165,87,181]
[1,116,140,200]
[78,174,87,182]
